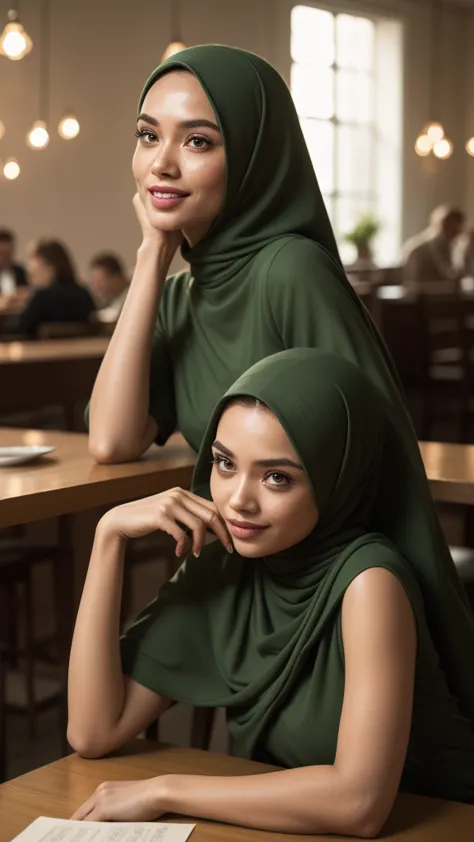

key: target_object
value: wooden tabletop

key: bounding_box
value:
[0,429,194,528]
[0,336,109,364]
[419,440,474,505]
[1,742,473,842]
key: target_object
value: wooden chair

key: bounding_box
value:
[418,291,474,441]
[0,542,71,748]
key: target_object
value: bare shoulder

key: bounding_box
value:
[342,567,416,646]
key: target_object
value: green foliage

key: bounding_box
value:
[344,214,381,247]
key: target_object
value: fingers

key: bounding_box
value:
[70,795,95,820]
[157,501,209,558]
[160,491,232,553]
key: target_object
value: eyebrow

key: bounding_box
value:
[137,113,220,132]
[212,440,304,471]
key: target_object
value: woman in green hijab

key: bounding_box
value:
[69,350,474,831]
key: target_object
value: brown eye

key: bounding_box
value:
[135,128,156,144]
[265,471,291,487]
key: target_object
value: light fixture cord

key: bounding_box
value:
[429,0,441,120]
[40,0,50,122]
[171,0,181,41]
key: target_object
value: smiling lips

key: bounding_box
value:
[147,185,190,210]
[227,518,269,541]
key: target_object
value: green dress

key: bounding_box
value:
[122,46,473,722]
[122,350,474,804]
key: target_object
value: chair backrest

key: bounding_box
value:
[419,291,470,379]
[37,321,95,340]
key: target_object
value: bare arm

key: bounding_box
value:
[88,195,181,464]
[67,488,231,759]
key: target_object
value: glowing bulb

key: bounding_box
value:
[0,121,5,140]
[0,10,33,60]
[433,137,453,160]
[3,157,20,179]
[415,134,432,157]
[58,115,80,140]
[26,120,50,150]
[161,40,187,61]
[466,137,474,157]
[425,122,445,144]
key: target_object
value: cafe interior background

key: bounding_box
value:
[1,0,474,781]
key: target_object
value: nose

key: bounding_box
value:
[228,476,259,515]
[150,141,180,180]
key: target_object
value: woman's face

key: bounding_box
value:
[210,404,319,558]
[132,70,226,247]
[27,254,54,288]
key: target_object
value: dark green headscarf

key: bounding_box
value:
[122,351,474,801]
[139,44,342,284]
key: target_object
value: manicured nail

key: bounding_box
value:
[176,546,181,557]
[193,549,200,558]
[227,543,233,553]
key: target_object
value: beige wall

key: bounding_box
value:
[0,0,472,274]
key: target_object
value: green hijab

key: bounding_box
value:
[122,351,474,797]
[139,44,342,285]
[131,48,474,735]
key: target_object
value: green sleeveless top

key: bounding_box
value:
[122,350,474,804]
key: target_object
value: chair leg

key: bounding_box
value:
[0,648,6,782]
[190,707,215,751]
[22,575,36,741]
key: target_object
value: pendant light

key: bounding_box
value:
[3,157,20,179]
[466,138,474,158]
[162,0,186,61]
[58,114,80,140]
[414,0,453,159]
[0,6,33,60]
[26,0,50,150]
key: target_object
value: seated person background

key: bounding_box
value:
[68,349,474,832]
[89,253,129,322]
[0,227,28,294]
[12,239,95,338]
[402,205,465,287]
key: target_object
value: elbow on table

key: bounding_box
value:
[67,724,111,760]
[343,794,389,839]
[88,435,139,465]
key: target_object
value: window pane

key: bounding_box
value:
[336,14,374,71]
[336,70,373,124]
[291,5,335,66]
[300,118,334,193]
[336,125,372,193]
[291,64,334,119]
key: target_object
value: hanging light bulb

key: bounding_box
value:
[425,121,445,144]
[162,40,187,61]
[0,8,33,60]
[58,114,80,140]
[0,121,5,141]
[415,133,433,157]
[3,157,20,179]
[466,137,474,157]
[433,137,453,160]
[26,119,50,150]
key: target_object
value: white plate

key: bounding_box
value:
[0,446,56,467]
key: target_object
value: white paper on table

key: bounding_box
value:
[10,816,196,842]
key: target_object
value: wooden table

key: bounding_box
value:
[0,337,109,418]
[0,429,195,528]
[419,440,474,506]
[1,742,473,842]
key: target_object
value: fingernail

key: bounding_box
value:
[176,547,181,557]
[227,543,233,553]
[193,550,200,558]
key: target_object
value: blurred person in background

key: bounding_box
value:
[455,228,474,281]
[0,228,28,294]
[402,206,465,287]
[12,239,95,337]
[89,253,129,322]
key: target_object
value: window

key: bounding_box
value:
[291,5,403,264]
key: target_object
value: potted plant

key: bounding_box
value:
[344,214,381,264]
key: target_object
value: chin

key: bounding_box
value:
[231,539,277,559]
